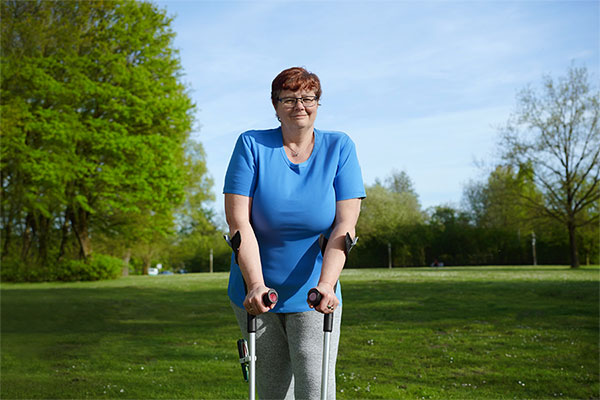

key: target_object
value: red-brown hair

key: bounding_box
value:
[271,67,322,107]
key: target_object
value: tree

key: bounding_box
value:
[355,171,424,267]
[499,65,599,268]
[1,1,205,276]
[383,169,419,198]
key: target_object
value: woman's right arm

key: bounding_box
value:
[225,193,272,314]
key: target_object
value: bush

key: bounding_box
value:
[56,254,122,281]
[1,254,122,282]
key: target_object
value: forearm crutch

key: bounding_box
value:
[225,231,279,400]
[245,289,278,400]
[306,232,358,400]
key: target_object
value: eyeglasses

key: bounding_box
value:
[277,96,318,108]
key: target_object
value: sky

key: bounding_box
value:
[155,0,599,219]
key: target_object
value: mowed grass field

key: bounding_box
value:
[1,266,598,399]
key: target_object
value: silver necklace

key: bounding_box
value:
[286,137,313,158]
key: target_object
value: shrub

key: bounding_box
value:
[1,254,122,282]
[56,254,122,281]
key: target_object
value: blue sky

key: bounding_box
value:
[155,0,599,218]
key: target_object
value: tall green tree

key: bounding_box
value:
[1,1,202,273]
[355,171,424,267]
[499,65,599,268]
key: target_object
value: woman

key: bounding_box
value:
[224,66,365,399]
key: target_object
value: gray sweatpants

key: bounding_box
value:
[232,302,342,400]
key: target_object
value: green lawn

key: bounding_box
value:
[1,266,598,399]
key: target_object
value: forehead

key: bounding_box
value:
[279,89,316,97]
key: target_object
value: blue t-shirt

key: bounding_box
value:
[223,127,366,313]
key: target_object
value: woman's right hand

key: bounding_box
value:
[243,284,274,315]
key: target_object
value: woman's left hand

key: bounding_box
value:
[309,282,339,314]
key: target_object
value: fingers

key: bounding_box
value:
[243,286,273,315]
[309,284,339,314]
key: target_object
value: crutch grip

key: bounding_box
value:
[307,288,322,307]
[247,289,279,333]
[307,288,334,333]
[263,289,278,306]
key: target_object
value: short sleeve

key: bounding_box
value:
[334,136,366,201]
[223,133,258,197]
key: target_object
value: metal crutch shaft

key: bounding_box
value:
[247,289,278,400]
[307,288,334,400]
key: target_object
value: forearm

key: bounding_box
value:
[318,198,361,290]
[319,225,355,289]
[225,193,265,291]
[229,223,264,290]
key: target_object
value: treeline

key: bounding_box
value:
[347,169,598,268]
[353,65,599,269]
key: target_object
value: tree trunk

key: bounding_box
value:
[37,215,50,265]
[70,208,92,260]
[567,220,580,269]
[3,222,11,255]
[142,257,151,275]
[57,209,70,262]
[122,248,131,276]
[20,213,34,260]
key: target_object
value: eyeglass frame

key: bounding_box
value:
[277,96,319,108]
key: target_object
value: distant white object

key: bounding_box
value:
[148,268,159,276]
[156,263,163,270]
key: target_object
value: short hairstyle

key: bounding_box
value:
[271,67,322,107]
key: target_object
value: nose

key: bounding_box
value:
[294,99,306,110]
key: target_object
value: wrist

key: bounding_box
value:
[247,281,266,291]
[317,281,335,292]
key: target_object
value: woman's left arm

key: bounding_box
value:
[311,198,362,314]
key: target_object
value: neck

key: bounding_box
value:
[281,125,315,161]
[281,125,314,146]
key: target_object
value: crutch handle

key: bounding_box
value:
[248,289,279,333]
[307,288,334,333]
[307,288,322,306]
[263,289,278,306]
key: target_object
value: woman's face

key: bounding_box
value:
[275,89,318,132]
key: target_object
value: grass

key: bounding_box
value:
[1,266,598,399]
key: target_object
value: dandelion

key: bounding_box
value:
[120,389,124,393]
[141,367,144,370]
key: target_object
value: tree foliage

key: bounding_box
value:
[499,65,599,268]
[0,0,212,279]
